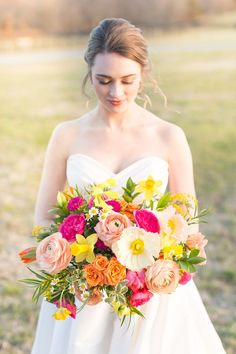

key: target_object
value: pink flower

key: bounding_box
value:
[95,238,109,250]
[134,209,160,233]
[59,214,86,242]
[186,232,208,264]
[126,270,146,292]
[106,200,121,212]
[36,232,72,274]
[179,271,192,285]
[129,288,153,307]
[88,196,95,208]
[67,196,84,211]
[54,299,76,319]
[94,212,132,247]
[145,259,180,294]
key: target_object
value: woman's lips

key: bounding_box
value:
[108,99,124,106]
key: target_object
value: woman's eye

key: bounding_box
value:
[122,81,134,85]
[98,81,110,85]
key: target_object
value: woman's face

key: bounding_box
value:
[91,52,142,113]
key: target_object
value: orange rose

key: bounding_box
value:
[93,255,109,271]
[119,200,139,222]
[84,263,105,287]
[75,286,103,305]
[104,257,126,285]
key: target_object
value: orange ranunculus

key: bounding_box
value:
[104,257,126,286]
[93,255,109,271]
[19,247,36,263]
[75,286,103,305]
[84,263,105,287]
[119,200,139,223]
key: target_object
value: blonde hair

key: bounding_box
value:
[82,17,167,109]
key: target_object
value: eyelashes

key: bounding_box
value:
[98,81,134,85]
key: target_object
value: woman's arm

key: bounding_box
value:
[167,125,199,233]
[34,123,69,226]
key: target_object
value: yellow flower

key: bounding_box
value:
[135,175,162,201]
[70,233,98,263]
[111,301,131,316]
[160,233,177,249]
[32,225,42,236]
[57,191,68,207]
[53,307,71,320]
[63,186,77,200]
[91,180,119,212]
[163,245,183,260]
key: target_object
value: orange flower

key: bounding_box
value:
[93,255,109,271]
[104,257,126,286]
[119,200,139,222]
[19,247,36,263]
[63,186,77,200]
[84,263,105,287]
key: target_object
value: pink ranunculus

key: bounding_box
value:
[36,232,72,274]
[179,271,192,285]
[145,259,180,294]
[59,214,86,242]
[94,212,132,247]
[67,196,84,211]
[134,209,160,233]
[186,232,208,264]
[129,288,153,307]
[126,270,146,293]
[106,200,121,212]
[54,299,76,319]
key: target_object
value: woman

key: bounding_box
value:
[31,18,226,354]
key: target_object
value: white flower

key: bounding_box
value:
[89,207,99,217]
[68,285,75,294]
[81,290,90,301]
[112,226,161,271]
[156,206,189,243]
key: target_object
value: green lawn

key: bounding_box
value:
[0,25,235,353]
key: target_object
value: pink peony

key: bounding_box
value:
[179,271,192,285]
[145,259,180,294]
[67,196,84,211]
[186,232,208,264]
[134,209,160,233]
[36,232,72,274]
[94,211,132,247]
[106,200,121,212]
[129,288,153,307]
[54,299,76,319]
[126,270,146,292]
[59,214,86,242]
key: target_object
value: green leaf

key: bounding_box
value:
[127,177,136,191]
[189,249,200,258]
[131,307,145,318]
[156,192,171,210]
[188,257,206,264]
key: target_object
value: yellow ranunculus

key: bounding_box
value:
[135,175,162,201]
[71,233,98,263]
[53,307,71,320]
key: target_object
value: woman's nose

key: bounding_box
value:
[109,82,124,98]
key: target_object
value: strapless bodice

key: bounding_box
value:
[66,153,169,200]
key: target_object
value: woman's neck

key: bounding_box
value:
[94,102,143,131]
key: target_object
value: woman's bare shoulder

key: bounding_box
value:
[144,110,186,140]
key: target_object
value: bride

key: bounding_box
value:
[31,17,226,354]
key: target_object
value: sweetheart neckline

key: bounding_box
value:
[67,153,168,176]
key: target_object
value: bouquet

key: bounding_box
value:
[19,176,209,322]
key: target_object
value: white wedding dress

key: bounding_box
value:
[31,154,226,354]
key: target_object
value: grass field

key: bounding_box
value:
[0,24,235,354]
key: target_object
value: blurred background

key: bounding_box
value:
[0,1,236,353]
